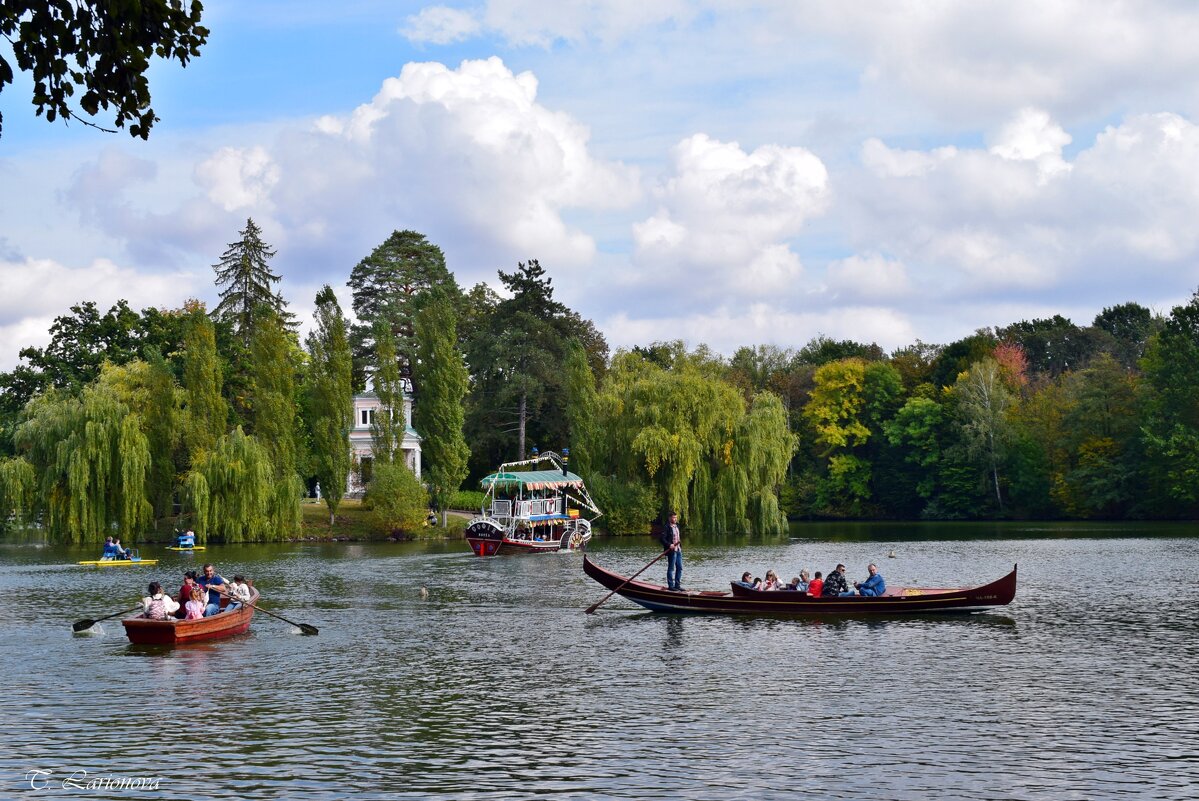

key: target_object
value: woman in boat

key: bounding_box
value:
[140,581,180,620]
[762,570,781,591]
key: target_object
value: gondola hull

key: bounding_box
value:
[583,556,1016,615]
[122,589,259,645]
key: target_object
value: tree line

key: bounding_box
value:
[3,219,1199,542]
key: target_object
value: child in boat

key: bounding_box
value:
[141,581,180,620]
[226,575,252,610]
[184,587,206,620]
[807,572,824,597]
[177,570,198,613]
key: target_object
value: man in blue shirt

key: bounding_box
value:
[855,563,886,597]
[197,563,228,616]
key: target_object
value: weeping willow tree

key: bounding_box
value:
[97,355,182,521]
[13,386,152,543]
[183,426,272,542]
[0,456,36,530]
[594,350,797,535]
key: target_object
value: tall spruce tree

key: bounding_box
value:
[305,286,353,526]
[249,309,302,537]
[413,289,469,524]
[212,218,294,347]
[347,230,457,386]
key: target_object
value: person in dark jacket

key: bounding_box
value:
[821,563,849,596]
[658,512,683,591]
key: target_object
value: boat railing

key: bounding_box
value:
[490,500,512,518]
[515,498,560,518]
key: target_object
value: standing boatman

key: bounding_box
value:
[659,511,683,591]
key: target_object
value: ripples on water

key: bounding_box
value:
[1,530,1197,799]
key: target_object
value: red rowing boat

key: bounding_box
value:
[121,588,259,645]
[583,555,1016,615]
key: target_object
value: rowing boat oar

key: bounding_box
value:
[215,587,318,635]
[72,605,141,632]
[585,550,669,614]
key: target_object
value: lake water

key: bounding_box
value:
[2,522,1197,800]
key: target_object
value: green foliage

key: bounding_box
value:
[955,358,1014,511]
[183,427,273,543]
[448,489,488,511]
[464,260,608,472]
[592,350,794,534]
[305,286,353,525]
[250,310,302,537]
[181,309,227,460]
[366,461,428,534]
[413,289,470,514]
[0,1,208,138]
[212,218,294,348]
[0,456,36,527]
[562,339,599,475]
[795,335,885,366]
[347,230,457,384]
[587,473,660,535]
[14,385,152,543]
[369,321,405,466]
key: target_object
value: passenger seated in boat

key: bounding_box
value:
[141,581,180,620]
[226,575,252,610]
[197,564,227,617]
[100,536,119,560]
[177,570,198,614]
[807,572,823,597]
[112,538,131,559]
[822,564,850,596]
[854,564,885,597]
[735,571,754,588]
[787,570,810,592]
[184,587,206,620]
[762,570,781,590]
[175,529,195,548]
[751,576,763,590]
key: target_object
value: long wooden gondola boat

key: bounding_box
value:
[583,555,1016,615]
[121,588,259,645]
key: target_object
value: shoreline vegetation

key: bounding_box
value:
[5,222,1199,547]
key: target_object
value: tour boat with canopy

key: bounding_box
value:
[465,450,601,556]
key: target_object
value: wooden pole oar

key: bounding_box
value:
[585,550,669,614]
[215,587,318,635]
[72,605,141,632]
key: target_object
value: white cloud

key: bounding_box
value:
[846,110,1199,302]
[196,146,280,212]
[57,58,640,289]
[0,257,198,370]
[402,6,482,45]
[825,253,911,301]
[632,133,828,296]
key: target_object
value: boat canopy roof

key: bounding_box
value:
[480,470,585,491]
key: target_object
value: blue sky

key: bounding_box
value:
[4,1,1199,368]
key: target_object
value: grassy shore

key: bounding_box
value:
[300,498,466,541]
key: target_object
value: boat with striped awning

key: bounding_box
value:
[466,451,602,556]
